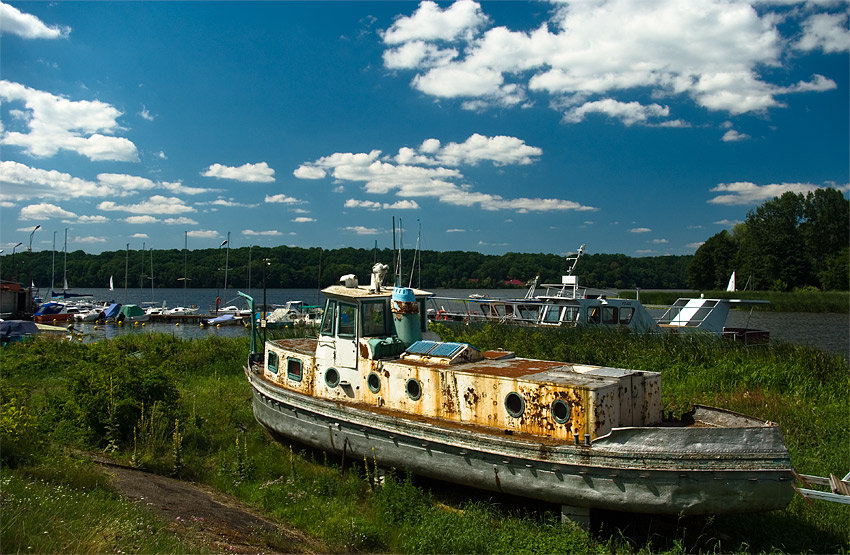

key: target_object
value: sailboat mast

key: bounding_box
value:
[50,231,55,296]
[63,228,68,291]
[183,231,188,307]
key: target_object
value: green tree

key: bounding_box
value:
[687,230,738,290]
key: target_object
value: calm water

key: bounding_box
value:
[55,287,848,357]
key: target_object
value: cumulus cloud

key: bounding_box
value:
[0,162,215,201]
[0,2,70,39]
[201,162,275,183]
[98,195,196,215]
[345,199,420,211]
[20,202,77,220]
[0,80,139,161]
[721,129,750,142]
[162,217,198,225]
[187,230,219,239]
[242,229,283,236]
[795,11,850,54]
[292,217,316,223]
[265,194,303,204]
[707,181,829,205]
[294,133,594,213]
[381,0,840,122]
[74,235,106,244]
[629,227,651,233]
[343,226,381,235]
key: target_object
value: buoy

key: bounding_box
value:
[134,321,139,326]
[175,323,180,327]
[142,322,146,326]
[216,324,221,328]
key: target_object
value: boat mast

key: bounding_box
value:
[149,247,154,304]
[50,231,55,296]
[62,228,70,291]
[124,243,129,305]
[223,231,231,302]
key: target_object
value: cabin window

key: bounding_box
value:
[287,358,303,382]
[587,306,601,324]
[551,399,570,424]
[406,378,422,401]
[338,303,357,338]
[362,301,387,337]
[267,351,279,374]
[619,307,634,325]
[325,367,340,388]
[518,305,538,321]
[505,392,525,418]
[602,306,617,324]
[561,306,580,324]
[320,300,336,336]
[542,306,560,323]
[367,372,381,393]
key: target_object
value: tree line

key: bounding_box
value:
[4,189,846,293]
[688,188,848,291]
[8,244,692,292]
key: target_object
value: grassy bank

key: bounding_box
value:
[617,289,849,313]
[2,330,848,553]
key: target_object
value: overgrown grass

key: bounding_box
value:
[2,329,848,553]
[1,458,207,554]
[618,289,849,313]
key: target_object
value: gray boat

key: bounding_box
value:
[240,263,794,523]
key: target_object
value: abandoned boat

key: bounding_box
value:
[240,263,794,518]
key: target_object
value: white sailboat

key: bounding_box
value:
[726,271,736,292]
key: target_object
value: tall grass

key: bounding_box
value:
[2,330,848,553]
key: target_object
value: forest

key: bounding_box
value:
[688,188,849,291]
[3,188,847,292]
[5,243,691,292]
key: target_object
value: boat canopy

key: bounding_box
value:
[33,302,63,316]
[119,304,145,318]
[103,303,121,319]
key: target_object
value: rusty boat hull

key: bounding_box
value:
[246,361,794,515]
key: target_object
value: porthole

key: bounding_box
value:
[505,392,525,418]
[325,367,340,388]
[551,399,570,424]
[367,372,381,393]
[406,378,422,401]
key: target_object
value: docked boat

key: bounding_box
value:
[239,263,794,521]
[258,300,323,328]
[116,304,149,323]
[32,301,79,323]
[201,313,244,327]
[428,245,769,343]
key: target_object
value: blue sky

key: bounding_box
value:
[1,1,848,259]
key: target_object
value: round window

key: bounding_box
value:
[325,367,340,388]
[504,392,525,418]
[406,378,422,401]
[551,399,570,424]
[367,372,381,393]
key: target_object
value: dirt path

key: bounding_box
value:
[96,459,323,554]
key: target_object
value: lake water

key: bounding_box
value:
[55,287,848,357]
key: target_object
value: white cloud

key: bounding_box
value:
[265,194,303,205]
[381,0,488,45]
[707,181,826,205]
[200,198,259,208]
[0,2,70,39]
[125,215,159,224]
[162,217,198,225]
[629,227,652,233]
[562,99,669,125]
[292,217,316,223]
[446,228,466,233]
[345,199,420,210]
[201,162,275,183]
[381,0,840,121]
[74,235,106,244]
[0,80,139,161]
[295,134,594,213]
[139,106,154,121]
[686,242,705,249]
[187,230,219,239]
[652,238,669,244]
[98,195,196,215]
[20,202,77,220]
[130,233,148,239]
[0,162,215,201]
[242,229,283,236]
[76,215,109,224]
[795,11,850,54]
[721,129,750,142]
[343,226,381,235]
